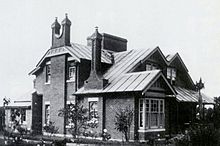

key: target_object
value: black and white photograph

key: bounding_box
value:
[0,0,219,145]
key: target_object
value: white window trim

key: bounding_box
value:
[45,101,50,105]
[66,100,75,105]
[139,98,165,130]
[88,97,99,102]
[66,66,76,82]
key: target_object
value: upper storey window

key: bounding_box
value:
[167,67,176,81]
[67,61,76,82]
[45,61,51,83]
[146,63,158,71]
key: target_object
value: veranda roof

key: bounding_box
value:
[174,86,214,104]
[76,70,175,95]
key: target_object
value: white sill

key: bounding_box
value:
[45,82,50,85]
[138,128,165,132]
[66,80,75,83]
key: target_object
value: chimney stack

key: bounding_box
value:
[84,27,108,90]
[51,13,71,48]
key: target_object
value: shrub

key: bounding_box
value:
[114,106,133,142]
[58,103,99,138]
[43,121,59,136]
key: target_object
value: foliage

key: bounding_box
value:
[213,96,220,129]
[58,103,98,138]
[43,121,59,135]
[114,106,133,142]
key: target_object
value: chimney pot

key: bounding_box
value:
[51,14,71,48]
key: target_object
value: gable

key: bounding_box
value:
[167,53,195,89]
[29,43,113,75]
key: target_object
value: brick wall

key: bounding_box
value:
[35,55,67,134]
[105,95,135,140]
[78,96,103,135]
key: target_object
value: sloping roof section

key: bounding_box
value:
[29,43,112,75]
[104,48,156,82]
[174,86,214,104]
[166,53,188,72]
[76,70,175,95]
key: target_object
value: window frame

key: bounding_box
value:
[167,67,176,81]
[67,61,76,82]
[45,103,50,125]
[45,61,51,84]
[146,63,158,71]
[139,98,165,131]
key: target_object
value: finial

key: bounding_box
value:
[65,13,68,18]
[55,17,58,21]
[95,26,98,32]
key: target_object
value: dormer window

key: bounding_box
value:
[67,61,75,82]
[45,61,51,83]
[146,63,157,71]
[167,67,176,81]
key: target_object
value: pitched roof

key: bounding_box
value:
[174,86,214,104]
[76,70,175,95]
[166,53,188,72]
[29,43,113,75]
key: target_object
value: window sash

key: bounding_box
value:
[46,65,51,83]
[89,101,98,119]
[45,105,50,125]
[167,67,176,81]
[139,98,165,130]
[68,67,75,80]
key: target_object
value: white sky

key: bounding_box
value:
[0,0,220,105]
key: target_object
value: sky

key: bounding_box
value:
[0,0,220,105]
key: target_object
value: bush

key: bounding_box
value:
[114,106,133,142]
[43,121,59,135]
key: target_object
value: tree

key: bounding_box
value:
[114,106,133,142]
[213,96,220,129]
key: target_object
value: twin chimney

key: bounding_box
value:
[51,14,71,48]
[84,27,108,90]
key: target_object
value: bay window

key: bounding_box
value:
[139,98,165,130]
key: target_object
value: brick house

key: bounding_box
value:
[29,15,213,140]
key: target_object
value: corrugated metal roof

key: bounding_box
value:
[174,86,214,104]
[76,70,161,94]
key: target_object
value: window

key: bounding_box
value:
[20,109,26,123]
[167,67,176,81]
[66,101,74,128]
[89,101,98,120]
[10,109,26,124]
[146,63,158,71]
[67,61,75,81]
[45,104,50,125]
[46,62,51,83]
[139,98,164,130]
